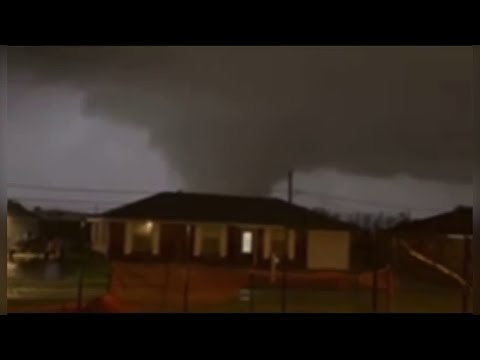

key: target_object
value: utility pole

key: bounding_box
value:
[288,170,293,204]
[281,170,293,313]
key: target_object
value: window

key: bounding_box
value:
[242,231,253,254]
[202,236,220,256]
[200,225,222,257]
[131,221,154,253]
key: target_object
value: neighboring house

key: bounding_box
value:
[7,200,39,249]
[389,206,472,284]
[392,206,472,237]
[90,192,357,271]
[34,208,91,252]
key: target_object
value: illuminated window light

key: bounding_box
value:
[242,231,253,254]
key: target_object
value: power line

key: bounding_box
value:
[14,196,123,205]
[7,183,157,195]
[273,187,446,213]
[9,182,448,213]
[13,198,124,213]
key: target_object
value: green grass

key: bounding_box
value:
[190,284,466,313]
[8,253,111,310]
[11,285,462,313]
[190,289,372,313]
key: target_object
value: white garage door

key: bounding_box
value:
[307,230,350,270]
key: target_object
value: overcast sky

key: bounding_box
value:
[6,46,473,217]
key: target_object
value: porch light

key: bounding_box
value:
[145,221,154,232]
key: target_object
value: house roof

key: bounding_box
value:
[34,209,90,222]
[7,200,36,218]
[391,206,472,236]
[100,191,353,230]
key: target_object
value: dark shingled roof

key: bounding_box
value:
[101,192,353,230]
[7,200,36,218]
[35,209,90,221]
[391,206,472,235]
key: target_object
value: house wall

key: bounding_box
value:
[96,218,352,271]
[193,223,228,260]
[256,227,299,268]
[306,230,351,270]
[160,223,189,261]
[91,221,109,255]
[7,215,39,248]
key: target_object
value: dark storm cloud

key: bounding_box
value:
[8,46,473,195]
[6,83,181,206]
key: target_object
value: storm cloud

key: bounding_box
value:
[8,46,473,196]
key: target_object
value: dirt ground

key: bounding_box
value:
[107,262,392,312]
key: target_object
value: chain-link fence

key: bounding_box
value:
[107,262,380,313]
[7,227,471,314]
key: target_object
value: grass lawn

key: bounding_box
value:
[8,288,107,313]
[8,258,467,314]
[190,284,466,313]
[191,289,372,313]
[7,253,111,313]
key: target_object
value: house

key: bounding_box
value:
[389,206,472,286]
[89,191,356,272]
[34,208,91,253]
[7,200,39,249]
[392,206,472,237]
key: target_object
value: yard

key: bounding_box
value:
[7,259,467,313]
[193,286,465,313]
[106,285,465,314]
[7,253,111,313]
[108,263,467,313]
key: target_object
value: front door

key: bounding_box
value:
[160,223,190,262]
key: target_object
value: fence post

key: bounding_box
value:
[281,227,289,313]
[372,268,378,312]
[182,225,192,313]
[391,236,399,313]
[385,266,392,312]
[249,231,258,313]
[462,235,471,313]
[77,222,88,311]
[370,229,380,312]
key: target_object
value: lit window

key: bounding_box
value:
[242,231,253,254]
